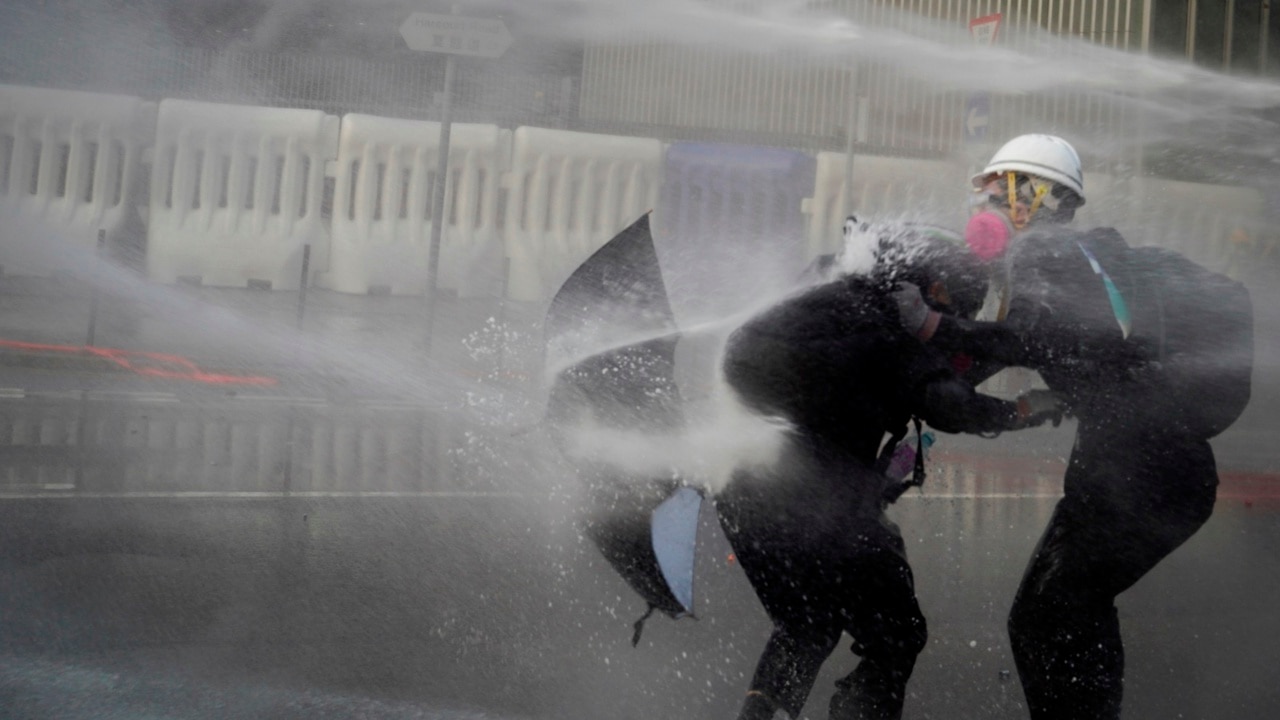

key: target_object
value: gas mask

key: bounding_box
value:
[965,172,1082,262]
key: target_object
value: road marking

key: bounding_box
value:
[0,490,525,500]
[0,390,452,411]
[231,395,329,406]
[85,391,178,403]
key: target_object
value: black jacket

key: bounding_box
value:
[722,272,1025,469]
[933,228,1151,421]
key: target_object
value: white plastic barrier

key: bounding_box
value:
[0,84,155,276]
[802,151,967,259]
[323,114,509,296]
[1118,177,1264,269]
[147,100,339,289]
[503,127,664,302]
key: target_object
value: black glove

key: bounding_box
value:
[1014,389,1066,428]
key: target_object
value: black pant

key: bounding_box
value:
[1008,424,1218,720]
[716,452,927,720]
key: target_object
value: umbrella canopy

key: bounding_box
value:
[543,213,702,640]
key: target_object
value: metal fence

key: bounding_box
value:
[579,0,1144,158]
[0,33,574,128]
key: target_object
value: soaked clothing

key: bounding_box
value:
[933,227,1236,720]
[718,274,1028,720]
[1007,424,1216,719]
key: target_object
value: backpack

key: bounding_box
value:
[1126,245,1254,439]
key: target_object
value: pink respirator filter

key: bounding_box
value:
[965,212,1012,262]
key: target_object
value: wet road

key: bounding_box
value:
[1,462,1277,720]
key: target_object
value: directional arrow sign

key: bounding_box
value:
[399,12,512,58]
[964,92,990,143]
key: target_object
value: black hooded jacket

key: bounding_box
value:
[933,226,1251,438]
[722,272,1025,469]
[933,228,1143,418]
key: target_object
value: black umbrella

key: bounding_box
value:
[543,213,702,644]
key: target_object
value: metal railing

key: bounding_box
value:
[0,35,574,128]
[579,0,1145,158]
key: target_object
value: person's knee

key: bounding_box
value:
[1008,590,1119,654]
[1008,588,1061,642]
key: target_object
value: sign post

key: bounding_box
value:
[399,10,511,351]
[964,13,1001,148]
[842,63,859,227]
[965,13,1002,183]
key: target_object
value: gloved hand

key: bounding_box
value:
[1015,389,1067,428]
[891,282,940,341]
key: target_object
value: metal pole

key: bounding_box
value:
[842,63,858,223]
[1186,0,1198,60]
[424,52,455,353]
[1225,0,1236,70]
[1135,0,1154,179]
[86,228,106,346]
[78,227,107,490]
[1140,0,1153,54]
[1263,1,1272,73]
[296,244,311,330]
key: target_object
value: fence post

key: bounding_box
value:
[296,244,311,329]
[85,228,106,346]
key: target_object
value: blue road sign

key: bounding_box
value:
[964,92,990,143]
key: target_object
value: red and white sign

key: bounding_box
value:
[969,13,1002,46]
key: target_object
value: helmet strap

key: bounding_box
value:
[1007,171,1050,230]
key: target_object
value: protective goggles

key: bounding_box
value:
[974,172,1082,229]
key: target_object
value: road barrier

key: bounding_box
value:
[1122,177,1265,272]
[657,142,814,248]
[0,84,155,276]
[324,115,510,296]
[1,83,1268,303]
[502,127,663,302]
[803,151,967,259]
[146,99,339,290]
[655,142,814,316]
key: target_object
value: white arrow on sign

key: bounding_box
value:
[399,12,512,58]
[966,106,989,136]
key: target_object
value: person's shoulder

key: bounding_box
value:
[1079,226,1131,253]
[1009,229,1075,265]
[1013,225,1130,261]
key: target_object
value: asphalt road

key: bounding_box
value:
[1,464,1277,720]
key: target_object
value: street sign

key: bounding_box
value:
[964,92,990,143]
[399,12,512,58]
[969,13,1002,46]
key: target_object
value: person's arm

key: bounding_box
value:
[915,372,1061,435]
[893,281,1045,370]
[898,336,1062,435]
[930,292,1045,367]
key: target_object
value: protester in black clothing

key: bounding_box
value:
[904,134,1253,720]
[718,226,1064,720]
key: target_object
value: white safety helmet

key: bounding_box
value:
[971,134,1085,204]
